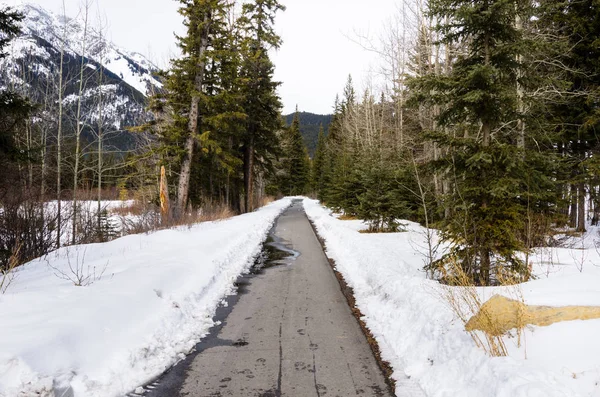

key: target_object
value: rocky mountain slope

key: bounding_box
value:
[0,3,162,150]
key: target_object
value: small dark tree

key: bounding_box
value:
[311,124,326,198]
[280,110,309,195]
[0,7,30,162]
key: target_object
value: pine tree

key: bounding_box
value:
[356,159,411,232]
[169,0,234,214]
[321,96,342,206]
[188,10,246,210]
[326,77,360,214]
[0,7,31,164]
[152,0,240,213]
[238,0,285,212]
[280,110,309,195]
[311,124,326,198]
[410,0,541,285]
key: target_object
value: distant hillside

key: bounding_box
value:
[284,112,332,157]
[0,4,162,152]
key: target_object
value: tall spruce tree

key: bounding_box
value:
[326,77,361,214]
[153,0,237,214]
[238,0,285,212]
[0,7,30,164]
[322,96,342,206]
[410,0,543,285]
[280,110,309,195]
[311,124,326,198]
[172,0,229,214]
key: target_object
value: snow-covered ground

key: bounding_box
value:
[304,199,600,397]
[0,198,291,397]
[42,200,139,246]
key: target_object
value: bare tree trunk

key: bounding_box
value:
[480,26,492,285]
[26,119,33,188]
[433,32,442,198]
[244,135,255,213]
[72,1,90,244]
[570,184,578,228]
[56,0,67,248]
[577,182,586,233]
[177,11,212,214]
[515,7,525,149]
[97,62,104,234]
[593,186,600,226]
[226,136,232,207]
[443,24,452,220]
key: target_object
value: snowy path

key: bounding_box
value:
[145,200,392,397]
[0,199,293,397]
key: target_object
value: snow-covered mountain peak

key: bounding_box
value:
[10,2,162,97]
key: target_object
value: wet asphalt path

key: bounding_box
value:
[145,200,392,397]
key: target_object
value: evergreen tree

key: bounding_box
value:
[326,77,360,214]
[356,159,411,232]
[410,0,545,285]
[280,110,309,195]
[321,96,342,206]
[151,0,241,213]
[311,124,326,198]
[168,0,233,213]
[538,1,600,232]
[238,0,285,212]
[0,7,31,163]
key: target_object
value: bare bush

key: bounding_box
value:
[119,204,162,235]
[0,242,21,294]
[0,190,56,270]
[46,246,108,287]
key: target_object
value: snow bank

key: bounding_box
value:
[0,198,291,397]
[303,199,600,397]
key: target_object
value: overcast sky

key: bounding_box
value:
[7,0,398,114]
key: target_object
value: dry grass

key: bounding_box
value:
[166,202,235,229]
[496,271,527,352]
[257,195,276,208]
[440,258,510,357]
[110,201,146,217]
[358,226,403,234]
[68,188,123,201]
[338,214,358,221]
[196,204,235,223]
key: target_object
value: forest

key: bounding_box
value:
[311,0,600,286]
[2,2,600,395]
[0,0,312,277]
[1,0,600,290]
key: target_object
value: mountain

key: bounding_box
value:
[0,3,162,150]
[284,112,332,157]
